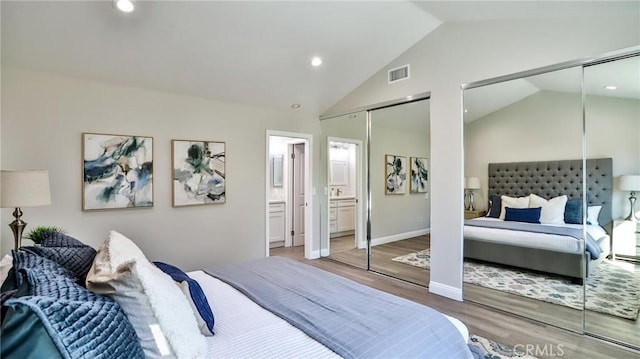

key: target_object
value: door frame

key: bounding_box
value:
[324,137,364,256]
[266,130,314,259]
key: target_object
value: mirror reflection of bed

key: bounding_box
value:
[462,53,640,349]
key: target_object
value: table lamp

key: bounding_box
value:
[1,170,52,249]
[465,177,481,211]
[618,174,640,221]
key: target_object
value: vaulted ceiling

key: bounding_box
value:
[2,1,638,116]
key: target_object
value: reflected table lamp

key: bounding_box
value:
[465,177,481,211]
[0,170,52,250]
[619,174,640,221]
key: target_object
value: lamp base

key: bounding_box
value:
[625,192,639,221]
[9,207,26,250]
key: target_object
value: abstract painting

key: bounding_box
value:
[172,140,226,206]
[385,154,406,195]
[410,157,428,193]
[83,133,153,210]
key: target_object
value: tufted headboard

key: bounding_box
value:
[488,158,613,231]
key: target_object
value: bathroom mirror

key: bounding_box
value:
[271,155,283,188]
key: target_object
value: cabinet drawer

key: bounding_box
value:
[329,208,337,221]
[337,199,356,207]
[329,200,337,208]
[269,202,285,213]
[330,220,337,233]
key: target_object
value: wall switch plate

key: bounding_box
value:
[323,187,328,195]
[424,193,429,200]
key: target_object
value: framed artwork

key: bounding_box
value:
[172,140,226,206]
[410,157,428,193]
[385,154,406,195]
[83,132,153,210]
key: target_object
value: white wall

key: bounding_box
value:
[1,68,319,270]
[464,91,583,209]
[325,16,640,299]
[465,91,640,221]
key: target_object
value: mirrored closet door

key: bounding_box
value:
[462,66,586,333]
[319,96,431,286]
[584,54,640,349]
[320,111,368,269]
[368,99,431,285]
[462,46,640,350]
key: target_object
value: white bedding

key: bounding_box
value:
[464,217,608,254]
[188,270,469,358]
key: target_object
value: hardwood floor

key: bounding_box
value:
[270,244,640,359]
[329,235,430,285]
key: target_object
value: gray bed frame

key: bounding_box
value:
[463,158,613,281]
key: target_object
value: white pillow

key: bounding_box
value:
[87,231,207,359]
[587,205,603,225]
[529,194,568,224]
[499,195,530,220]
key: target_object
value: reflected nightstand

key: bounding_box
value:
[464,210,487,220]
[612,219,640,262]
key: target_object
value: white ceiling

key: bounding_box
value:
[1,1,440,115]
[2,1,638,116]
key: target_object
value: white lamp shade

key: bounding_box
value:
[465,177,481,190]
[618,175,640,191]
[0,170,52,208]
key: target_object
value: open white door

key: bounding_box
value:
[292,143,305,247]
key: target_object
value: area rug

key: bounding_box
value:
[469,335,538,359]
[392,249,640,320]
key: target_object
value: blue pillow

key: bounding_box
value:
[486,195,502,218]
[564,198,583,224]
[154,262,215,335]
[504,207,541,224]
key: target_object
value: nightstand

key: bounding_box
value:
[464,210,487,220]
[612,219,640,261]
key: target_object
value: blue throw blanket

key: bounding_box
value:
[205,257,472,359]
[465,219,602,260]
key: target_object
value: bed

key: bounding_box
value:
[463,158,613,282]
[0,230,473,359]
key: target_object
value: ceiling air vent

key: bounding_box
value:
[388,64,410,84]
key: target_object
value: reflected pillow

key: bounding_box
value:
[499,195,530,220]
[587,205,603,226]
[529,194,567,224]
[486,195,502,218]
[564,197,584,224]
[504,207,541,224]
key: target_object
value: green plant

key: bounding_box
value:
[24,226,66,245]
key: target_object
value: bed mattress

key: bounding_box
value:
[188,270,469,358]
[464,217,608,254]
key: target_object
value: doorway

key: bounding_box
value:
[266,131,313,259]
[326,138,363,261]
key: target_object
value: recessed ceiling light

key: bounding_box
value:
[311,57,323,67]
[348,114,357,119]
[464,109,468,113]
[604,85,617,90]
[291,104,301,109]
[115,0,134,13]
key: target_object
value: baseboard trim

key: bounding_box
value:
[370,228,430,247]
[428,281,463,301]
[307,249,321,260]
